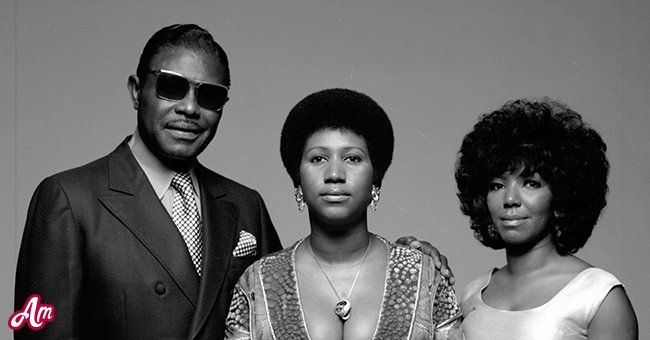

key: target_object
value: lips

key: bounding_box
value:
[500,215,528,227]
[166,121,203,139]
[167,120,202,132]
[320,190,350,202]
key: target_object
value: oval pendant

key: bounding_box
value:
[334,299,351,321]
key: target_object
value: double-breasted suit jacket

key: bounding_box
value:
[14,138,283,339]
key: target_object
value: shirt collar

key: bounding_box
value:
[128,128,198,199]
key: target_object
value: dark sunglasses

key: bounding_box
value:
[149,69,229,111]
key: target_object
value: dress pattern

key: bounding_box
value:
[225,235,462,339]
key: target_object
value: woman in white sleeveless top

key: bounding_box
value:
[454,98,638,339]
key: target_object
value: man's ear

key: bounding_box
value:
[127,75,140,110]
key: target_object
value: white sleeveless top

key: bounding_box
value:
[461,267,622,339]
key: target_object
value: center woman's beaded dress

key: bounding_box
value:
[225,235,462,339]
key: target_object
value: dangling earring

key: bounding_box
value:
[294,186,305,212]
[553,211,564,238]
[486,223,499,239]
[370,185,380,212]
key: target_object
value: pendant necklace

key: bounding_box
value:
[307,236,373,322]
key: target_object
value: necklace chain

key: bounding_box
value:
[307,236,373,321]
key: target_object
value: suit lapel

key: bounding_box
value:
[189,165,239,339]
[98,140,200,305]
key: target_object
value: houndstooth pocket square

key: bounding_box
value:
[232,230,257,257]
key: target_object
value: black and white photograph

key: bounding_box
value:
[2,1,648,339]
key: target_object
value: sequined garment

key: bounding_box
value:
[225,235,463,339]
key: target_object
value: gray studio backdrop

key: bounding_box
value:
[2,1,649,339]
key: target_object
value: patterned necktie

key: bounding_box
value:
[170,172,203,275]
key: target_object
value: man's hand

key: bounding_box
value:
[395,236,455,285]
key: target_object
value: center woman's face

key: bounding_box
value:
[299,128,374,226]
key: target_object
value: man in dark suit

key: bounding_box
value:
[14,23,282,339]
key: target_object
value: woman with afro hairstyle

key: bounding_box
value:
[224,88,462,339]
[456,98,637,339]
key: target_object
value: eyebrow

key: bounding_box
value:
[304,146,368,155]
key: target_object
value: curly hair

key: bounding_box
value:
[280,88,394,188]
[454,98,609,255]
[136,23,231,87]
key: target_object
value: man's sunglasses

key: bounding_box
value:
[149,69,229,111]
